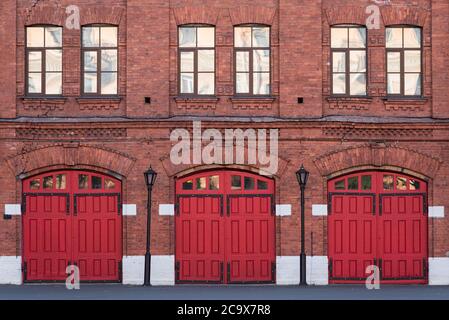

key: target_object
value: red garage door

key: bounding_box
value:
[22,171,122,282]
[176,170,275,284]
[328,171,428,284]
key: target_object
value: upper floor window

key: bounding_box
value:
[26,26,62,95]
[331,26,367,96]
[386,27,422,96]
[82,25,118,95]
[234,26,271,96]
[179,26,215,96]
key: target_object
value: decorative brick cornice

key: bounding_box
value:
[21,97,67,111]
[5,143,136,177]
[322,127,433,139]
[326,97,372,111]
[76,98,122,111]
[230,97,275,111]
[381,5,429,27]
[16,128,127,139]
[228,6,277,26]
[173,6,220,26]
[314,143,442,179]
[382,98,428,112]
[174,97,218,111]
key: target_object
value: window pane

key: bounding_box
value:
[404,28,421,48]
[179,27,196,47]
[27,27,44,47]
[410,180,420,191]
[244,177,255,190]
[84,73,97,93]
[335,179,345,190]
[362,175,372,190]
[236,73,249,93]
[235,27,252,47]
[79,175,89,189]
[198,73,214,95]
[197,27,215,47]
[30,179,40,190]
[252,27,270,47]
[386,28,403,48]
[404,50,421,72]
[105,179,116,190]
[348,177,358,190]
[332,52,345,72]
[46,73,62,95]
[101,27,117,47]
[28,52,42,72]
[101,50,118,72]
[383,175,394,190]
[101,72,117,94]
[348,28,366,48]
[196,177,206,190]
[253,72,270,95]
[350,73,366,96]
[46,50,62,72]
[405,74,421,96]
[198,50,214,72]
[397,177,407,191]
[45,27,62,47]
[387,73,400,94]
[43,176,53,189]
[180,73,194,93]
[92,176,102,189]
[350,51,366,73]
[258,180,268,190]
[236,52,249,72]
[28,73,42,93]
[84,52,97,72]
[180,52,194,72]
[332,74,346,94]
[387,52,400,72]
[56,174,66,190]
[331,28,348,48]
[209,176,219,190]
[182,180,193,190]
[231,176,242,190]
[253,50,270,72]
[83,27,100,47]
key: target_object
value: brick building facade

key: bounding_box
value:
[0,0,449,285]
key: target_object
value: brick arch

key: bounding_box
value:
[173,6,220,26]
[229,6,277,26]
[5,144,136,178]
[314,143,442,179]
[381,6,428,27]
[80,7,124,26]
[324,6,367,26]
[23,5,65,26]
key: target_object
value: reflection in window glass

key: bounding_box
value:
[30,179,40,190]
[92,176,102,189]
[56,174,66,190]
[196,177,206,190]
[43,176,53,189]
[244,177,255,190]
[231,176,242,190]
[410,179,420,191]
[182,180,193,190]
[105,179,116,190]
[258,180,268,190]
[79,174,89,189]
[209,176,220,190]
[397,177,407,190]
[383,175,394,190]
[348,177,359,190]
[361,175,372,190]
[335,180,345,190]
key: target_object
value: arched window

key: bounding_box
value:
[330,25,367,96]
[82,25,118,95]
[26,25,63,95]
[234,25,271,96]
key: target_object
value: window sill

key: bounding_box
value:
[381,96,428,103]
[230,96,276,103]
[174,96,219,103]
[326,96,373,103]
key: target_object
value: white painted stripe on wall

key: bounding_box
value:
[159,204,175,216]
[276,256,300,285]
[5,204,21,216]
[429,258,449,285]
[312,205,328,217]
[276,256,328,286]
[429,206,445,218]
[122,256,145,285]
[307,256,328,285]
[275,205,292,217]
[122,204,137,216]
[0,256,22,285]
[151,255,175,286]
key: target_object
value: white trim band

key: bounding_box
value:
[159,204,175,216]
[5,204,21,216]
[0,256,22,285]
[122,256,145,285]
[151,255,175,286]
[122,204,137,216]
[276,205,292,217]
[429,258,449,285]
[429,206,445,218]
[312,205,328,217]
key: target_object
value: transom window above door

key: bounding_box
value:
[234,26,271,96]
[331,26,367,96]
[179,26,215,96]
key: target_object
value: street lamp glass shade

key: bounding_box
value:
[144,167,158,188]
[296,165,310,187]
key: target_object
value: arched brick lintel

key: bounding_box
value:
[5,144,136,179]
[314,143,442,180]
[173,6,221,26]
[229,6,277,26]
[324,6,367,26]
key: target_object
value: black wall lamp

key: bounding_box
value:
[144,166,158,286]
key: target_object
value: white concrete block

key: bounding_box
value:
[151,255,175,286]
[307,256,329,285]
[275,205,292,217]
[0,256,22,285]
[122,256,145,285]
[276,256,300,285]
[429,258,449,285]
[5,204,21,216]
[312,205,328,217]
[122,204,137,216]
[159,204,175,216]
[429,206,445,218]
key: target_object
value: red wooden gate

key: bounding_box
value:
[23,171,122,282]
[328,172,428,284]
[176,170,275,284]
